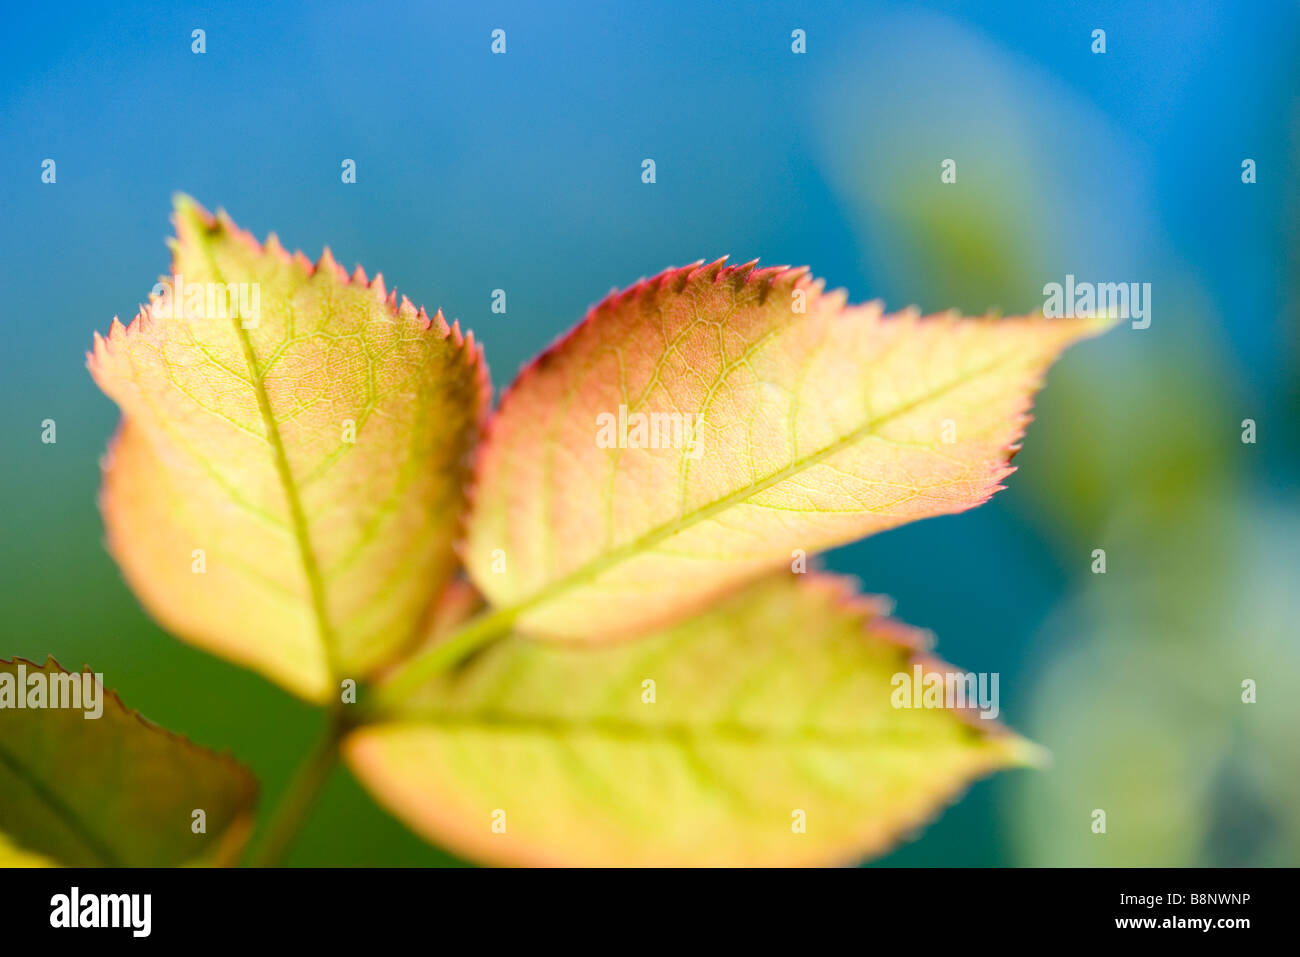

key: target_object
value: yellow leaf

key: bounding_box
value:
[89,198,489,700]
[465,260,1111,641]
[346,573,1034,866]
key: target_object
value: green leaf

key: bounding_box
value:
[0,657,257,867]
[348,573,1033,866]
[88,197,489,700]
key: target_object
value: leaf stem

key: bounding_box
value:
[367,605,520,715]
[248,711,344,867]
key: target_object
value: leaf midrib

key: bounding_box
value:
[505,346,1023,621]
[0,737,121,867]
[201,241,340,681]
[392,710,998,753]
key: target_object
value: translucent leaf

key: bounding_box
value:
[89,198,489,700]
[348,573,1033,866]
[466,260,1111,641]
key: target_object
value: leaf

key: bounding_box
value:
[346,573,1034,866]
[464,260,1112,641]
[89,197,489,700]
[422,579,488,647]
[0,832,56,867]
[0,657,257,867]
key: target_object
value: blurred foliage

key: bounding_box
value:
[1010,500,1300,865]
[815,10,1149,318]
[1018,299,1244,554]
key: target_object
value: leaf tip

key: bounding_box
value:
[1004,735,1051,770]
[170,192,216,246]
[693,256,730,284]
[317,246,348,283]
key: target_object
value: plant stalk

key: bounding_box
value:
[366,604,520,716]
[248,711,344,867]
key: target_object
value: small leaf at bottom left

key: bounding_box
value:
[0,657,257,867]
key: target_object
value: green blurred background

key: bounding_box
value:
[1,1,1296,865]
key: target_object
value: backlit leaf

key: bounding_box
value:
[89,198,489,700]
[465,260,1111,641]
[346,573,1033,866]
[0,657,256,867]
